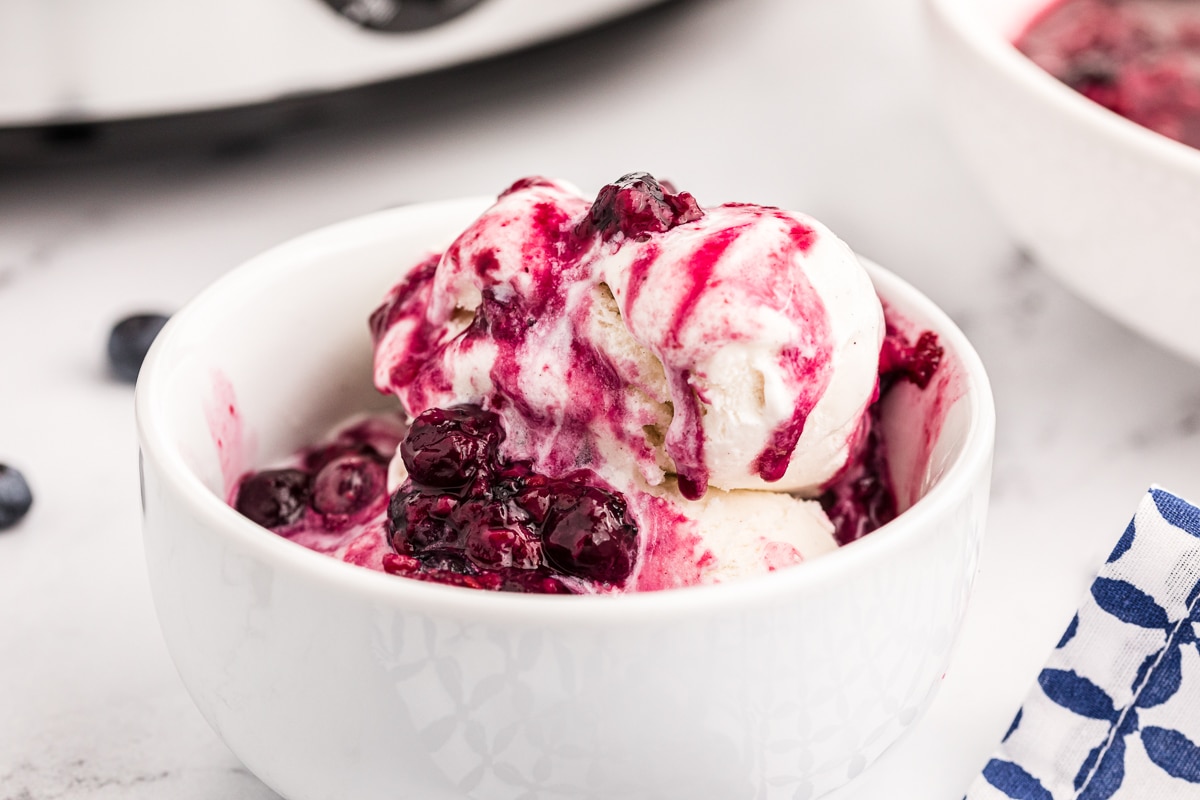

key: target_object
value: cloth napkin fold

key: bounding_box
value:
[966,487,1200,800]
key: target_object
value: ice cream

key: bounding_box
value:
[372,175,882,497]
[232,174,942,594]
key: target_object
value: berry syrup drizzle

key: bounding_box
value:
[1016,0,1200,149]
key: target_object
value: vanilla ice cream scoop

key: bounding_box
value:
[372,174,883,502]
[596,192,883,497]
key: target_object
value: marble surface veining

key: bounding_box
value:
[3,0,1200,798]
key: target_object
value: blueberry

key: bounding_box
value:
[415,551,474,574]
[311,454,386,517]
[493,568,571,594]
[235,468,310,529]
[541,485,638,584]
[583,172,704,241]
[400,405,503,489]
[388,486,463,554]
[301,440,385,475]
[879,328,943,394]
[0,464,33,530]
[381,553,572,594]
[449,498,541,570]
[108,313,170,383]
[381,552,421,575]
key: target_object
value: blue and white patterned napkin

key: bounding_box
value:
[966,487,1200,800]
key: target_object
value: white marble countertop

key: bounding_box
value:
[3,0,1200,797]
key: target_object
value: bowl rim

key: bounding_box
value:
[136,197,996,625]
[925,0,1200,177]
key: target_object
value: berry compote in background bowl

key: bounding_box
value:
[925,0,1200,366]
[136,197,994,800]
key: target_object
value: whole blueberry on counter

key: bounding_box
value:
[108,313,170,383]
[0,464,33,530]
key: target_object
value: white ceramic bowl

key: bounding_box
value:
[926,0,1200,364]
[136,198,994,800]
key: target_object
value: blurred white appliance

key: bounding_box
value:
[0,0,667,126]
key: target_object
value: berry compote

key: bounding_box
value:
[231,415,405,562]
[1016,0,1200,150]
[384,405,639,594]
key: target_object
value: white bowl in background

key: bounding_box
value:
[136,197,994,800]
[926,0,1200,365]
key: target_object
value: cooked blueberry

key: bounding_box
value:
[416,552,473,574]
[449,499,541,570]
[904,332,944,389]
[387,486,462,553]
[384,553,571,594]
[381,553,421,575]
[494,568,572,594]
[311,454,386,517]
[419,568,502,592]
[512,473,556,524]
[108,313,170,383]
[0,464,33,531]
[383,404,641,592]
[583,172,704,241]
[235,468,310,529]
[302,441,384,474]
[541,486,638,584]
[400,405,503,489]
[490,459,533,501]
[879,328,944,394]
